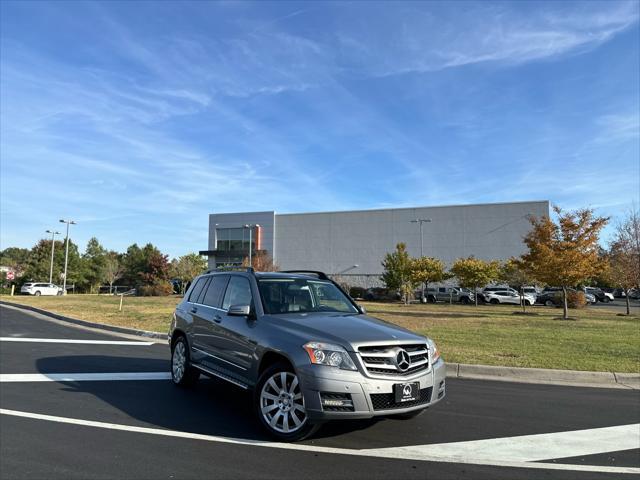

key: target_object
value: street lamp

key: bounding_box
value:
[45,229,61,284]
[59,219,76,294]
[243,224,260,267]
[410,218,432,302]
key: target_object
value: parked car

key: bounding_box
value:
[169,268,446,441]
[421,286,474,304]
[364,287,400,302]
[20,282,63,296]
[583,287,614,303]
[521,286,539,300]
[483,290,535,306]
[481,286,518,302]
[536,287,595,306]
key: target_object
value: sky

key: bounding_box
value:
[1,0,638,259]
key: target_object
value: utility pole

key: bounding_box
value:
[59,219,76,295]
[45,229,61,283]
[410,218,432,302]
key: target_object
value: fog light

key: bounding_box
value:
[320,392,354,410]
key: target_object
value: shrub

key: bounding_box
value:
[552,290,587,309]
[138,282,174,296]
[349,286,366,299]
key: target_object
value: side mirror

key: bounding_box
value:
[228,305,251,317]
[358,304,366,314]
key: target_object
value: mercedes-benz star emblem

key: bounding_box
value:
[395,349,411,371]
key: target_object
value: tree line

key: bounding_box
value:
[381,207,639,318]
[0,238,207,295]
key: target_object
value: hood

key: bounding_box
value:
[263,312,425,350]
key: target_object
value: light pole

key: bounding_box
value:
[336,264,359,275]
[59,219,76,294]
[410,218,432,302]
[45,229,61,283]
[243,224,260,267]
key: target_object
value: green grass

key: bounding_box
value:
[2,294,638,373]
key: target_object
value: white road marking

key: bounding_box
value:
[367,423,640,462]
[0,408,638,474]
[0,337,155,345]
[0,372,171,382]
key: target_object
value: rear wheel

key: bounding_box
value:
[171,336,199,387]
[254,363,320,442]
[603,297,611,303]
[461,297,471,305]
[34,291,41,296]
[544,299,555,307]
[489,298,499,304]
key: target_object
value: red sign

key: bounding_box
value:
[6,271,15,281]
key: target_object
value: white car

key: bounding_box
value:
[20,283,63,296]
[484,290,536,306]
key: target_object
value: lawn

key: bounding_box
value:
[1,294,638,373]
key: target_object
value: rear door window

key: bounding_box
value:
[201,275,229,308]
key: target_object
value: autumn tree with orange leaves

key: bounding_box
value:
[520,207,609,320]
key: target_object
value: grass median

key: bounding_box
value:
[1,294,638,373]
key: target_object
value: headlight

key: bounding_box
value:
[426,338,441,363]
[303,342,357,371]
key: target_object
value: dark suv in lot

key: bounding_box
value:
[169,268,446,441]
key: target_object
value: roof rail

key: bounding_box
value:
[206,266,255,274]
[280,270,329,280]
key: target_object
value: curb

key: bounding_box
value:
[2,300,638,389]
[445,363,639,390]
[0,300,168,341]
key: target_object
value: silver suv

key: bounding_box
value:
[169,268,446,441]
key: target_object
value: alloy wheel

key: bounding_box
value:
[260,371,306,434]
[172,340,186,383]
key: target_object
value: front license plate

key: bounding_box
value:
[394,382,419,403]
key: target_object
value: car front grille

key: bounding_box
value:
[370,387,433,411]
[358,343,429,377]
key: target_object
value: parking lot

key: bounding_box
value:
[1,304,638,479]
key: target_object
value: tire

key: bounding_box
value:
[390,407,427,420]
[254,362,320,442]
[34,291,41,296]
[171,335,199,387]
[427,295,437,304]
[461,297,471,305]
[603,297,611,303]
[57,290,63,296]
[544,300,555,307]
[525,300,532,306]
[489,298,499,305]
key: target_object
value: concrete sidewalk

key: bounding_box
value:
[2,300,638,390]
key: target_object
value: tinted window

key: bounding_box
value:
[201,275,229,308]
[188,277,208,303]
[222,276,253,310]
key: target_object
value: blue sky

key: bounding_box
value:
[1,1,638,258]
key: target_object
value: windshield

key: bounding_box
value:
[258,278,359,315]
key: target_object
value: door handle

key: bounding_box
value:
[190,307,198,314]
[214,314,222,323]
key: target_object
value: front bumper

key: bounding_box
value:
[297,358,447,421]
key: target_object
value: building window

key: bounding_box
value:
[216,227,256,253]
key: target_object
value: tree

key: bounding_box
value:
[0,247,30,277]
[171,253,208,294]
[103,252,124,294]
[501,257,535,312]
[410,256,447,302]
[520,207,609,319]
[450,256,500,306]
[609,209,640,315]
[82,237,107,293]
[241,252,279,272]
[381,243,415,304]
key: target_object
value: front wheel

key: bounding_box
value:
[545,300,555,307]
[489,298,499,304]
[524,300,532,306]
[34,291,41,296]
[603,297,611,303]
[254,363,320,442]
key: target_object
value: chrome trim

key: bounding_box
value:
[192,347,248,371]
[191,363,248,390]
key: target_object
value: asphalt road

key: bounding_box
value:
[1,304,638,479]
